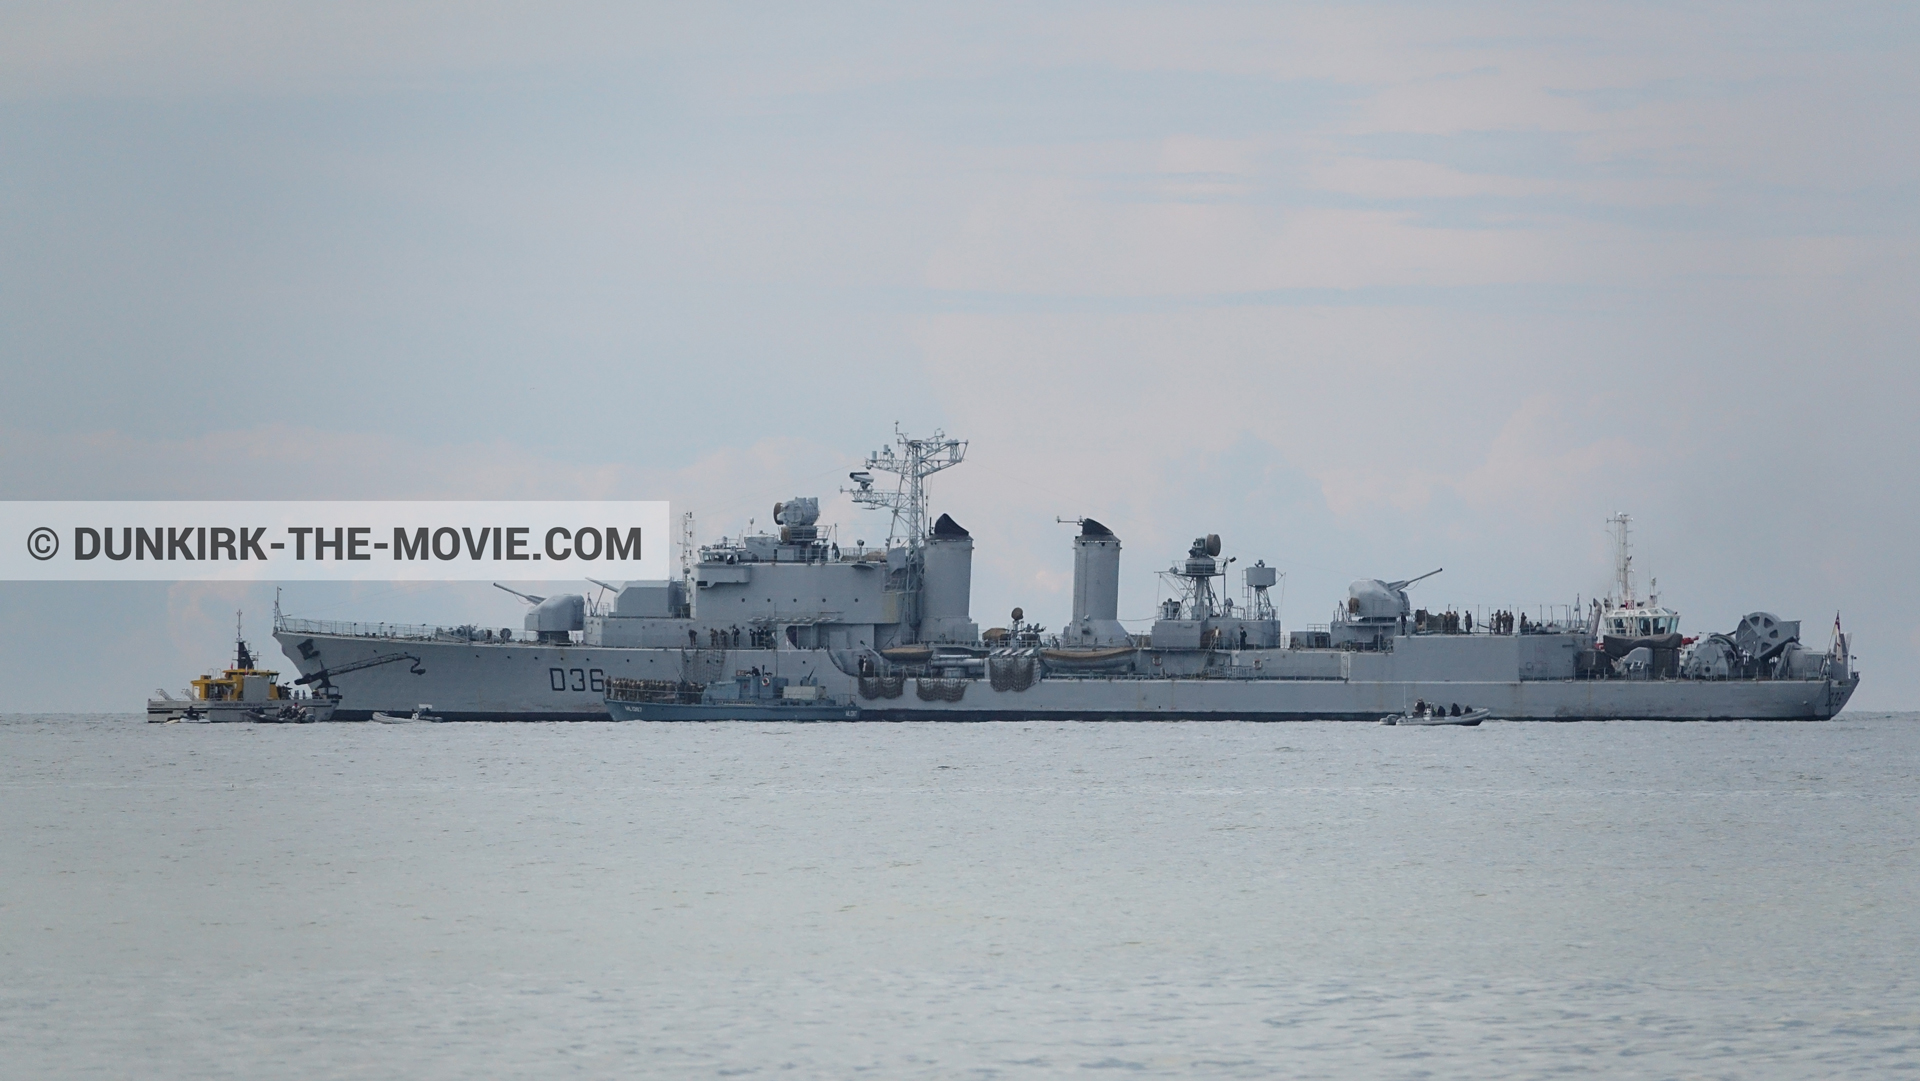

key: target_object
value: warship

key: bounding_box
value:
[272,429,1858,721]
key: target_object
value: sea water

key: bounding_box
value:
[2,714,1915,1078]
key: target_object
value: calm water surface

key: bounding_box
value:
[2,714,1916,1078]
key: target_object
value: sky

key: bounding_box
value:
[1,1,1915,710]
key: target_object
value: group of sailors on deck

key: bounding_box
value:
[1488,610,1530,635]
[1413,608,1533,635]
[694,625,774,649]
[1414,608,1472,634]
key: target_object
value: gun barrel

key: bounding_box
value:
[1387,567,1444,591]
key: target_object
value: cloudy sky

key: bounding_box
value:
[2,1,1914,710]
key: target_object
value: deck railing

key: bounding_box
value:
[274,616,524,642]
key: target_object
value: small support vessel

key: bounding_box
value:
[371,705,444,723]
[1382,701,1487,726]
[149,612,333,723]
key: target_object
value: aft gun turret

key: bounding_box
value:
[1333,567,1441,649]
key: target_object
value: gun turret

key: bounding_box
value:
[495,582,586,642]
[1345,568,1442,627]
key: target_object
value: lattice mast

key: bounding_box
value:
[841,425,967,550]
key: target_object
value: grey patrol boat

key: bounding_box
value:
[274,428,1859,722]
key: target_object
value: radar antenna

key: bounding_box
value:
[1159,534,1230,620]
[840,424,967,549]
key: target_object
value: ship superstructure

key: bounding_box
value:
[273,431,1859,721]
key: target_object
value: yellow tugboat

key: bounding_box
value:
[148,612,333,723]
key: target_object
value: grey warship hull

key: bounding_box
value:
[273,627,1858,722]
[271,628,682,721]
[271,430,1861,723]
